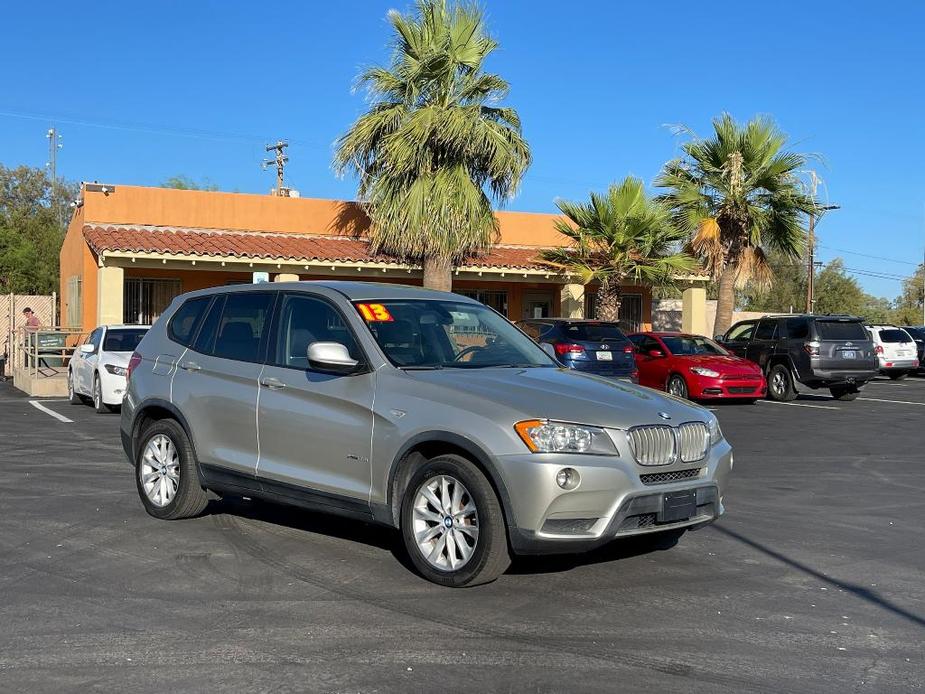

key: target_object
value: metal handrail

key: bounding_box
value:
[10,327,88,380]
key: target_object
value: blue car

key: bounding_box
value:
[516,319,638,381]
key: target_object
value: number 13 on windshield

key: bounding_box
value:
[356,303,394,322]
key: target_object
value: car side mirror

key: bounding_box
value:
[79,343,95,354]
[647,349,664,358]
[307,341,360,374]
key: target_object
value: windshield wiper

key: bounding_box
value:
[399,364,444,370]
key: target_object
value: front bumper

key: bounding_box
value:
[691,374,766,399]
[97,368,128,406]
[498,438,733,555]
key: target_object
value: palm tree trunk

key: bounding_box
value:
[594,278,621,322]
[713,263,737,336]
[422,254,453,292]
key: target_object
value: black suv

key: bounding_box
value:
[516,319,637,380]
[716,314,878,401]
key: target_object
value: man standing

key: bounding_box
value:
[22,307,41,333]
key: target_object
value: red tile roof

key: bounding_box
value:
[82,224,551,271]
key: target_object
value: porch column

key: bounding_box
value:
[97,266,124,325]
[559,283,585,318]
[273,273,300,282]
[681,285,707,336]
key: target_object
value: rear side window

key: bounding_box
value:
[562,322,628,342]
[785,318,809,340]
[753,319,778,341]
[816,320,868,341]
[168,297,211,347]
[878,329,911,343]
[211,293,275,362]
[518,322,542,340]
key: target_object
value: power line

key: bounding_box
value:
[817,243,920,267]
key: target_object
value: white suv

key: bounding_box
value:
[865,325,919,380]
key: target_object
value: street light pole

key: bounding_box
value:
[804,171,839,313]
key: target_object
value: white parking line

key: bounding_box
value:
[858,397,925,407]
[28,400,73,423]
[757,399,840,410]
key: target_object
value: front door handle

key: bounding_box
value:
[179,360,201,372]
[260,377,287,390]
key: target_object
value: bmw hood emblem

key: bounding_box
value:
[658,411,672,420]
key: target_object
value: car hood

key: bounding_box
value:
[676,354,760,374]
[402,367,709,429]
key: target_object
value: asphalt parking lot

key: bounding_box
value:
[1,378,923,693]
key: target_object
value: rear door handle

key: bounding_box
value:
[179,361,201,372]
[260,377,286,390]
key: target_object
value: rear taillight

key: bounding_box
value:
[875,345,884,355]
[803,341,820,356]
[623,344,634,354]
[126,351,142,382]
[554,343,585,356]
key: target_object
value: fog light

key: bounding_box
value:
[555,467,580,490]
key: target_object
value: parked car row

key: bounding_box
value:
[66,282,916,587]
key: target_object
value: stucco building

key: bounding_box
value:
[60,183,707,333]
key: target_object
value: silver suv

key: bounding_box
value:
[121,282,733,587]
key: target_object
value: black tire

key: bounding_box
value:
[92,374,108,413]
[830,384,860,401]
[67,370,82,405]
[666,374,689,399]
[647,527,686,550]
[135,418,209,520]
[767,364,797,402]
[888,372,908,381]
[400,454,510,587]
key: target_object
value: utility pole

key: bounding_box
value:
[46,128,63,226]
[804,170,839,313]
[262,140,289,195]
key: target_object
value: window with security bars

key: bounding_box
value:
[454,289,508,316]
[123,278,182,325]
[66,276,82,328]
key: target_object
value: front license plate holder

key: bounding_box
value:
[659,489,697,523]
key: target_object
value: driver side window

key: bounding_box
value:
[273,294,362,369]
[726,322,755,342]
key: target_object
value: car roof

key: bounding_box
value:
[99,324,152,330]
[179,280,481,304]
[518,318,620,324]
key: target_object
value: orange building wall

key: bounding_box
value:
[59,206,100,330]
[81,185,565,246]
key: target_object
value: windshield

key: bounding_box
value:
[561,322,628,342]
[661,335,728,356]
[355,300,556,369]
[103,328,147,352]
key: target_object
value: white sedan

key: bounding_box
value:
[68,325,150,412]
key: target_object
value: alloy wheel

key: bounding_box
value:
[93,380,101,409]
[140,434,180,508]
[771,371,786,395]
[412,474,479,571]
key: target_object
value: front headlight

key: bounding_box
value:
[104,364,128,376]
[708,416,723,445]
[514,420,617,455]
[690,366,720,378]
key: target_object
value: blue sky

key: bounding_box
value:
[1,1,922,298]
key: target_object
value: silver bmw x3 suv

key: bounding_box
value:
[121,281,733,587]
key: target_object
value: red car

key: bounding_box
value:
[628,332,767,402]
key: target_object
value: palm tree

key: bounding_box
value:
[334,0,531,291]
[656,114,817,335]
[541,177,696,321]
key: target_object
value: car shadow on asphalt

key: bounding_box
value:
[206,495,681,578]
[710,524,925,629]
[205,496,421,574]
